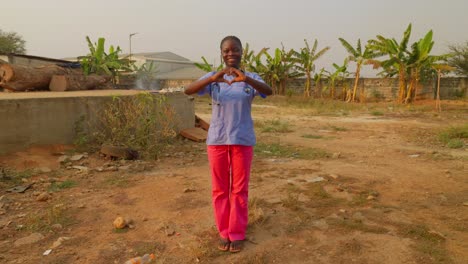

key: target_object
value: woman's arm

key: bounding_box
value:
[245,76,273,96]
[184,69,229,95]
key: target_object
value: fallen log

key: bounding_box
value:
[49,74,110,91]
[0,64,77,91]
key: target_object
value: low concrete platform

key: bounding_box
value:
[0,90,194,154]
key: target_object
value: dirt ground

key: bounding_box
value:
[0,97,467,264]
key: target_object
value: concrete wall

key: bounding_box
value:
[0,90,194,154]
[286,77,468,100]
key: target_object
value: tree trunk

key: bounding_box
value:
[351,64,361,102]
[49,74,110,91]
[398,66,407,103]
[436,69,441,112]
[304,72,311,97]
[0,64,77,91]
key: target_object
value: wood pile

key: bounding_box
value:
[0,63,110,92]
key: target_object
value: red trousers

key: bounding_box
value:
[207,145,253,241]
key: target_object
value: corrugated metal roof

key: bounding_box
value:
[126,51,191,62]
[157,67,207,80]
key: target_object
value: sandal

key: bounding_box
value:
[217,238,230,251]
[229,240,243,253]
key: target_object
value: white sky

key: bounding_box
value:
[2,0,468,76]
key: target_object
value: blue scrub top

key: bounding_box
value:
[197,71,267,146]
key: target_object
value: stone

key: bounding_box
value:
[332,152,341,159]
[36,192,50,202]
[113,216,127,229]
[70,155,84,161]
[14,233,44,247]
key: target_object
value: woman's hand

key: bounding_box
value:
[227,67,246,84]
[210,68,229,83]
[209,68,246,85]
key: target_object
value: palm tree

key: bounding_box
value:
[293,39,330,97]
[339,38,383,102]
[367,24,412,103]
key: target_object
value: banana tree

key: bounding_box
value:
[324,59,349,99]
[264,46,301,95]
[404,30,450,103]
[293,39,330,97]
[313,68,328,98]
[339,38,383,102]
[367,24,412,103]
[78,36,132,84]
[194,56,223,72]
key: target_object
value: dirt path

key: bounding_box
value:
[0,98,467,263]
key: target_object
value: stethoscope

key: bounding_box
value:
[211,81,253,106]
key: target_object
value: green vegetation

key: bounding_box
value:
[48,180,77,192]
[0,29,26,54]
[78,36,132,84]
[88,93,178,159]
[257,119,293,133]
[438,124,468,149]
[255,142,329,159]
[0,168,34,188]
[25,203,75,232]
[447,41,468,77]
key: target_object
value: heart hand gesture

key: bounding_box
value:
[210,68,246,86]
[226,67,246,85]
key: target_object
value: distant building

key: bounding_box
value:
[0,53,72,67]
[121,51,207,89]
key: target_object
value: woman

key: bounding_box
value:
[185,36,272,253]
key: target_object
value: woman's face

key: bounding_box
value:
[221,39,242,68]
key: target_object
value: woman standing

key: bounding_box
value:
[185,36,272,253]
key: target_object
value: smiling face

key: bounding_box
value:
[221,38,243,69]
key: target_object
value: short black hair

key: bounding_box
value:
[220,36,242,50]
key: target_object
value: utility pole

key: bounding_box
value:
[129,32,138,61]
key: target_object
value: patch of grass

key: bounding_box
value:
[249,197,269,227]
[25,203,75,232]
[370,110,384,116]
[281,192,301,211]
[329,218,388,234]
[48,179,77,192]
[0,168,35,187]
[329,125,348,132]
[237,250,270,264]
[255,142,329,160]
[113,228,129,234]
[305,183,330,199]
[301,134,324,139]
[89,93,179,159]
[398,223,452,263]
[438,124,468,149]
[257,119,293,133]
[189,229,225,261]
[103,174,131,188]
[349,190,379,206]
[131,241,166,257]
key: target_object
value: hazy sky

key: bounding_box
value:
[3,0,468,76]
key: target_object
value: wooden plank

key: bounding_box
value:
[180,127,207,142]
[195,114,210,131]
